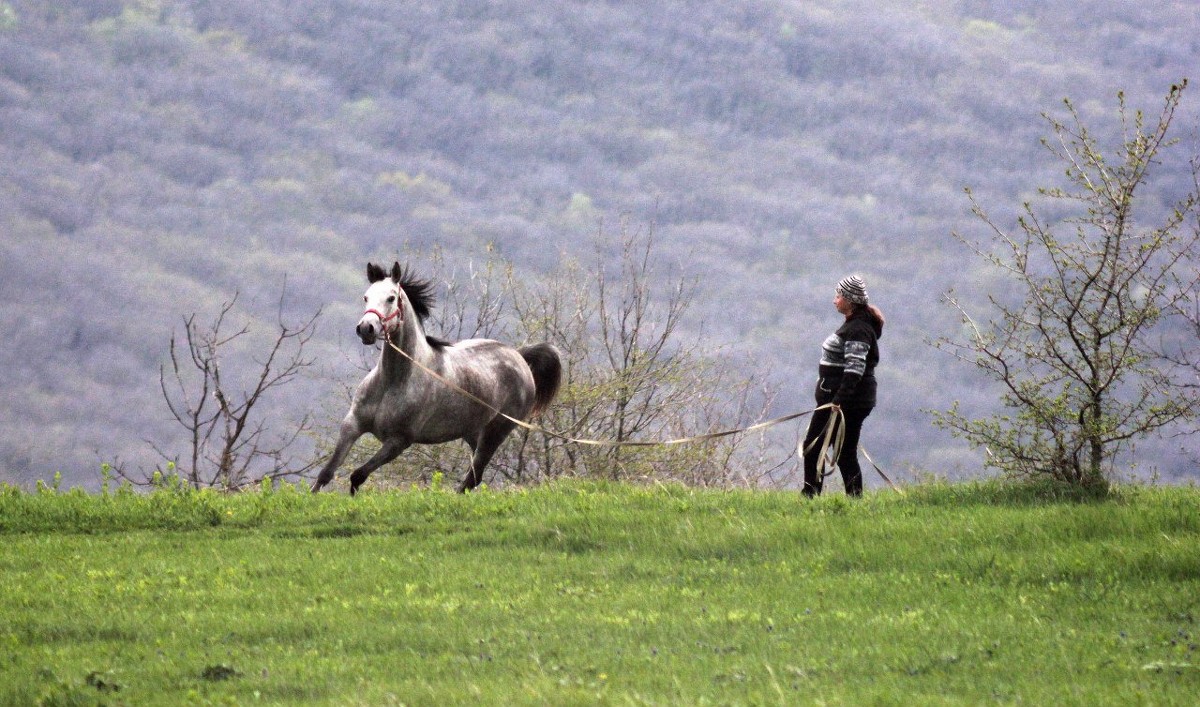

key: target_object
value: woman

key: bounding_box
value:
[801,275,884,497]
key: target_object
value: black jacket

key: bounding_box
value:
[814,309,882,409]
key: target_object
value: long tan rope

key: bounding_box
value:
[385,337,888,487]
[860,444,903,494]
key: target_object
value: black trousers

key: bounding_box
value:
[802,405,872,497]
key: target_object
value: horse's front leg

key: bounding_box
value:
[349,438,409,496]
[311,420,362,492]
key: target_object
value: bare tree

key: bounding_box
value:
[504,219,777,485]
[595,220,695,468]
[427,242,515,343]
[932,82,1200,487]
[138,288,322,490]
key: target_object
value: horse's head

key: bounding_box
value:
[356,262,436,346]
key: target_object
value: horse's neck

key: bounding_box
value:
[379,318,436,382]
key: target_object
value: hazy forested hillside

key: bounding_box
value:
[1,0,1197,488]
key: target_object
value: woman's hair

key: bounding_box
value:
[852,301,886,328]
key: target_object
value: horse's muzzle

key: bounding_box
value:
[356,320,379,345]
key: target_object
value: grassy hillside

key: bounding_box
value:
[1,0,1198,487]
[2,481,1198,704]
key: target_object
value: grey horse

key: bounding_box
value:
[311,262,561,494]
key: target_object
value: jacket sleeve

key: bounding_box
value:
[832,337,870,405]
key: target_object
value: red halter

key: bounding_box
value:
[363,304,402,330]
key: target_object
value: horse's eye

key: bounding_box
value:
[363,296,368,302]
[387,295,396,304]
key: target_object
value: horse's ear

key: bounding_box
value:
[391,261,403,283]
[367,262,386,283]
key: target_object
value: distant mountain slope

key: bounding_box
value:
[1,0,1196,487]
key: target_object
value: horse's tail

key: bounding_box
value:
[519,343,562,417]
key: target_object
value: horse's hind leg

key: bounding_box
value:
[349,438,409,496]
[458,421,517,493]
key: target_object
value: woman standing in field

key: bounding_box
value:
[801,275,884,497]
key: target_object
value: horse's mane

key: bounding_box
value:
[395,268,436,322]
[367,261,437,322]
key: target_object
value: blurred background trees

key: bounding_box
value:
[0,0,1196,487]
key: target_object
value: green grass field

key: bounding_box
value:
[1,479,1197,705]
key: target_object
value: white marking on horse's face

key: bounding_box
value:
[356,280,403,345]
